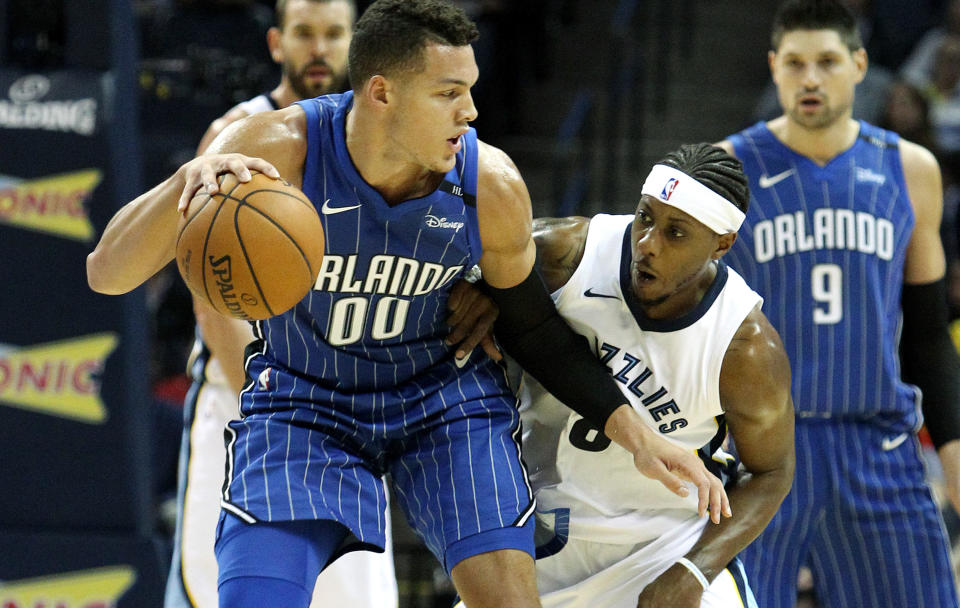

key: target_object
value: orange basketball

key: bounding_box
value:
[176,172,325,321]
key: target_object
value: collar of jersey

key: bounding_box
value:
[618,224,728,332]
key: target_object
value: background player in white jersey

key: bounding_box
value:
[516,143,794,607]
[718,0,960,606]
[88,2,730,607]
[164,1,397,607]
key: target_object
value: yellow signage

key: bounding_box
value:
[0,170,101,241]
[0,565,136,607]
[0,333,118,424]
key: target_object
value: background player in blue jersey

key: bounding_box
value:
[87,1,729,607]
[718,1,960,606]
[164,2,399,607]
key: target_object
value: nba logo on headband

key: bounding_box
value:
[661,178,679,201]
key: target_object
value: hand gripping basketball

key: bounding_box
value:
[176,171,325,320]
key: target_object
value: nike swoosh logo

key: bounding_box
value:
[321,199,362,215]
[584,288,619,299]
[881,432,909,451]
[758,169,795,189]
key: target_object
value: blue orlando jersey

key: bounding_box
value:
[726,121,919,429]
[250,91,486,397]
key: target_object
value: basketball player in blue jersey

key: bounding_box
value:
[87,1,731,606]
[164,2,399,607]
[718,1,960,606]
[502,144,795,608]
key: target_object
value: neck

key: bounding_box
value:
[270,81,301,110]
[767,114,860,166]
[344,104,439,205]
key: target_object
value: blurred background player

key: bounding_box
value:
[163,1,399,607]
[517,144,794,608]
[719,0,960,606]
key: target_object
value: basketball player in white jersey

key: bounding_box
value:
[519,144,795,607]
[164,2,398,606]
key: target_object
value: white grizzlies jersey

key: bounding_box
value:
[521,214,763,545]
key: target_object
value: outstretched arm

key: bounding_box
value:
[637,306,794,607]
[475,156,729,519]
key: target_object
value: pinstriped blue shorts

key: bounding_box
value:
[221,353,536,573]
[741,419,958,608]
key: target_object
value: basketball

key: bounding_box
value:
[176,171,325,320]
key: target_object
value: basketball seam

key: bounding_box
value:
[234,201,275,318]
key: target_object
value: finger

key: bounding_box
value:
[200,165,219,195]
[227,158,252,182]
[247,156,281,179]
[178,170,202,214]
[446,286,478,328]
[480,335,502,361]
[640,457,690,498]
[447,280,467,312]
[455,315,492,359]
[720,482,732,519]
[446,299,483,347]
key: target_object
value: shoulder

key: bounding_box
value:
[206,106,309,186]
[476,140,533,248]
[532,216,591,292]
[897,135,943,221]
[898,136,941,181]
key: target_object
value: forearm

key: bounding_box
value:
[486,269,625,429]
[682,464,793,580]
[900,278,960,448]
[87,172,184,294]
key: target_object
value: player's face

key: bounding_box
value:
[629,196,729,318]
[770,29,866,130]
[275,0,352,98]
[386,43,479,174]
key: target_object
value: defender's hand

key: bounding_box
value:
[446,279,501,362]
[605,405,732,523]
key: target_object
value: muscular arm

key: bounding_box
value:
[638,307,794,605]
[86,107,305,295]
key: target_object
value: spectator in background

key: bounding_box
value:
[901,0,960,92]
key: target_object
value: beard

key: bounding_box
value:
[285,59,348,99]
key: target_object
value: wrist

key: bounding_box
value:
[675,557,710,591]
[603,404,650,453]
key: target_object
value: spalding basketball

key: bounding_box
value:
[176,172,325,320]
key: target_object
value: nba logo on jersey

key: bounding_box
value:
[661,178,679,201]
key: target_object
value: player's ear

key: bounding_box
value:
[852,47,868,84]
[768,50,778,82]
[713,232,737,259]
[267,27,283,64]
[364,75,391,107]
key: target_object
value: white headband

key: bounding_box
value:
[640,164,745,234]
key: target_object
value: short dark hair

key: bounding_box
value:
[348,0,479,90]
[656,143,750,214]
[771,0,862,52]
[275,0,357,30]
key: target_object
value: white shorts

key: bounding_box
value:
[536,514,757,608]
[167,372,398,608]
